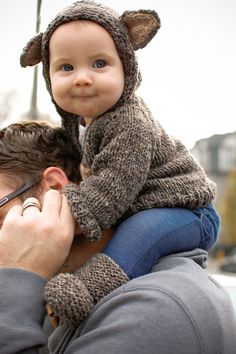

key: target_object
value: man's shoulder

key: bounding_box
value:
[50,253,236,353]
[104,254,223,314]
[80,254,236,353]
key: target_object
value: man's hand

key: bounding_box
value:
[0,190,75,279]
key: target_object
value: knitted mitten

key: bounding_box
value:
[45,253,129,328]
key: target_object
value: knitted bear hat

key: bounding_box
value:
[20,0,160,142]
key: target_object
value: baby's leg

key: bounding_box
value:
[103,204,220,279]
[45,204,220,327]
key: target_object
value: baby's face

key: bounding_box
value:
[49,20,125,120]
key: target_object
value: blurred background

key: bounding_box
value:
[0,0,236,275]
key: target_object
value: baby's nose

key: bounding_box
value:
[73,69,93,86]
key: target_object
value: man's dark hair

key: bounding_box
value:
[0,121,82,197]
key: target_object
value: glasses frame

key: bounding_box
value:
[0,178,40,208]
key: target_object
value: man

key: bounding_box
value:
[0,122,235,353]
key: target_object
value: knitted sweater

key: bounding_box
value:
[64,95,215,240]
[20,1,216,241]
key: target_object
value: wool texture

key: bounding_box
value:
[20,0,217,326]
[20,0,216,241]
[45,274,93,328]
[62,95,216,241]
[45,254,129,327]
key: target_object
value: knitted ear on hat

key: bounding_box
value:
[20,33,43,67]
[121,10,161,50]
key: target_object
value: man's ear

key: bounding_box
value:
[20,32,43,67]
[120,10,161,50]
[42,167,69,191]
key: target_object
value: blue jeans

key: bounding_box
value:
[103,204,220,279]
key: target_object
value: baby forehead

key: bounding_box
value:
[49,20,117,52]
[50,20,110,37]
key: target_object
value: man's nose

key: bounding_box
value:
[73,69,93,86]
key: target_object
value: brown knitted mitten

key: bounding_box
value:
[45,253,129,328]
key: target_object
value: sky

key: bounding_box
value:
[0,0,235,149]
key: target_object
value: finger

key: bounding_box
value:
[41,190,62,217]
[22,197,41,216]
[60,194,75,228]
[3,204,22,223]
[59,195,75,247]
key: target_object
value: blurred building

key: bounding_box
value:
[191,131,236,251]
[191,131,236,203]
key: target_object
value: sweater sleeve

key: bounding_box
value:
[63,105,155,241]
[0,268,48,354]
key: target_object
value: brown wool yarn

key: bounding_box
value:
[21,1,216,327]
[21,1,215,242]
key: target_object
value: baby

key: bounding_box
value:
[21,0,220,327]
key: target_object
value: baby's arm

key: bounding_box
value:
[63,109,155,241]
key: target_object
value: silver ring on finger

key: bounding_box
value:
[22,197,41,212]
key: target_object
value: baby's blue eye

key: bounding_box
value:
[93,60,106,69]
[62,64,73,71]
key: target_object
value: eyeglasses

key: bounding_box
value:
[0,178,40,208]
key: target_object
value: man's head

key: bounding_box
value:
[0,121,111,271]
[0,121,81,221]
